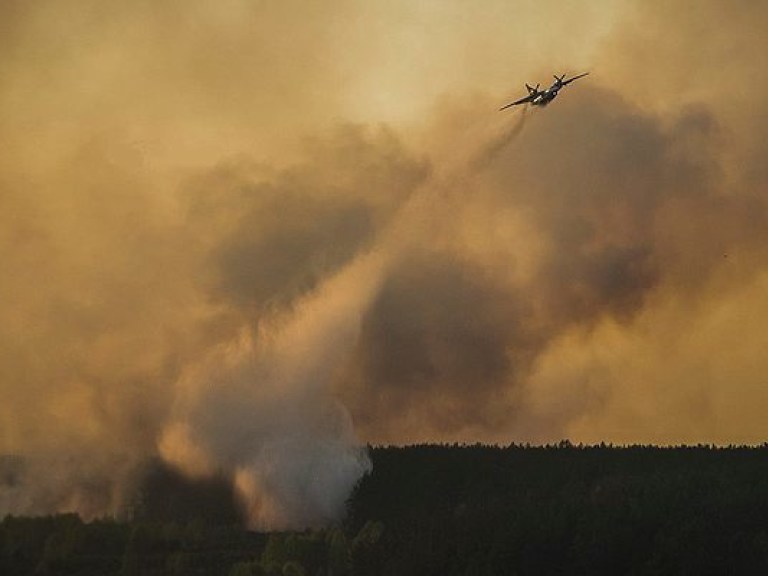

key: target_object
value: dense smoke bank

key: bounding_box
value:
[2,0,768,526]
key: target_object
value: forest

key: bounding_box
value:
[3,444,768,575]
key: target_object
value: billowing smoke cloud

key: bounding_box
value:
[0,116,426,526]
[3,0,768,526]
[339,86,768,443]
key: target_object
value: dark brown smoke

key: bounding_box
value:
[335,77,768,443]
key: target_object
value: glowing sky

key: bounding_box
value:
[2,0,768,526]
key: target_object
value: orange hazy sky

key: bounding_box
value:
[2,0,768,525]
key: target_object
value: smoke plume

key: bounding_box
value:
[3,0,768,526]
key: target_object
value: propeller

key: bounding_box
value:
[526,83,540,94]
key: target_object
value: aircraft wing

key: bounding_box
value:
[499,94,534,111]
[561,72,589,86]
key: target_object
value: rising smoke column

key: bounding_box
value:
[156,105,534,528]
[158,256,384,529]
[155,126,428,528]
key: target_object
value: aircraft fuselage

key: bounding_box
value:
[532,89,559,106]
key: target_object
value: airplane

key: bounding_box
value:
[499,72,589,111]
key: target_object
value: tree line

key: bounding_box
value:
[3,444,768,575]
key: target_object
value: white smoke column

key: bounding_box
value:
[156,100,529,529]
[159,248,389,529]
